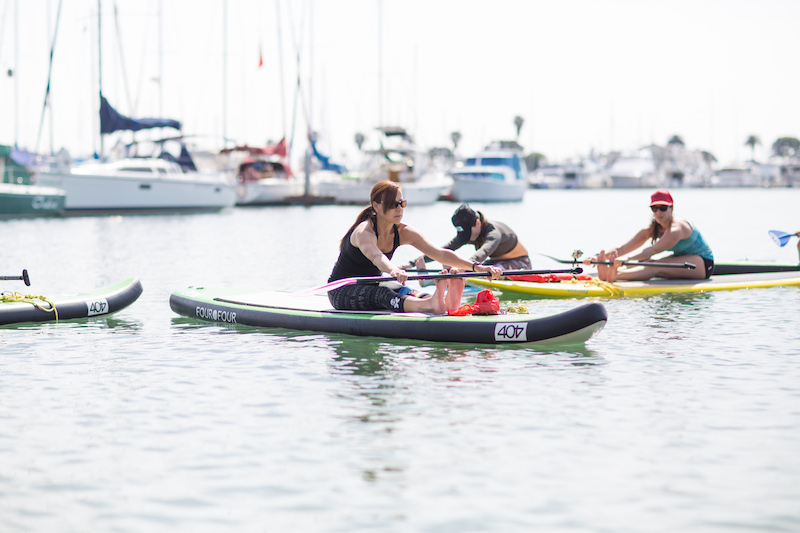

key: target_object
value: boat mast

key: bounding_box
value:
[304,0,313,198]
[377,0,383,127]
[222,0,227,145]
[37,0,63,155]
[48,0,54,154]
[98,0,104,158]
[275,0,287,145]
[14,0,19,145]
[158,0,163,120]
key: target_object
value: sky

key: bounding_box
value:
[3,0,800,168]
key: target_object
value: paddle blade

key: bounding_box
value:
[768,230,793,247]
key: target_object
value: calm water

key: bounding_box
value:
[2,188,800,532]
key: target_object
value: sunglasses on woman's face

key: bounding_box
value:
[381,199,407,209]
[650,205,670,212]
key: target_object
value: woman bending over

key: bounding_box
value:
[585,190,714,282]
[328,181,501,314]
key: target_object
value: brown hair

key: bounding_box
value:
[340,181,402,249]
[649,219,662,243]
[649,205,673,243]
[473,210,488,249]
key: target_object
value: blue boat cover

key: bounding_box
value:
[100,94,181,134]
[310,137,347,173]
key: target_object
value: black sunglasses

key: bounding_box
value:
[380,199,407,209]
[650,205,670,212]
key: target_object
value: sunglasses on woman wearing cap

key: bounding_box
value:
[379,199,407,209]
[650,205,671,212]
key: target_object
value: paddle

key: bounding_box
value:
[0,269,31,286]
[536,252,695,270]
[300,267,584,295]
[588,260,696,269]
[768,230,798,247]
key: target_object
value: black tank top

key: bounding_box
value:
[328,223,400,282]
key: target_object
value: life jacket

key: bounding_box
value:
[447,289,500,316]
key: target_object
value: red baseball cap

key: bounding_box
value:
[650,190,673,206]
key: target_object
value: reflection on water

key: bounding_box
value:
[1,314,144,332]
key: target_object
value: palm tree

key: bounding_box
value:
[771,137,800,159]
[745,135,761,162]
[667,135,685,147]
[354,132,365,151]
[450,131,462,152]
[514,116,524,140]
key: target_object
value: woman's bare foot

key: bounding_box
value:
[605,258,620,282]
[445,268,465,309]
[596,251,609,281]
[427,272,449,314]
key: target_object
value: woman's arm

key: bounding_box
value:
[607,227,651,258]
[627,219,690,260]
[401,225,498,274]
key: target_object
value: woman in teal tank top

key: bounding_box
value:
[584,190,715,282]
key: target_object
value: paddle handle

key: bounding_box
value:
[0,269,31,286]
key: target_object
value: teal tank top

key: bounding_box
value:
[669,222,713,260]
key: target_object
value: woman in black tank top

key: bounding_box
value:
[327,181,502,314]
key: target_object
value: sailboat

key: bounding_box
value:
[31,1,235,213]
[36,97,236,213]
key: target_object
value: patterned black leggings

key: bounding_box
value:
[328,284,408,312]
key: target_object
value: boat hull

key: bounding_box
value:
[449,177,527,202]
[467,271,800,298]
[0,183,65,218]
[316,178,448,205]
[169,287,608,346]
[236,178,305,205]
[38,170,236,212]
[0,278,143,325]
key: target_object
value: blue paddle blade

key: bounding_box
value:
[769,230,793,247]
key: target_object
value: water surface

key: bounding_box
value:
[2,188,799,532]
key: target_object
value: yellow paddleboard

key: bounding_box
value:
[467,271,800,298]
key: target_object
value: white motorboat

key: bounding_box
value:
[317,172,450,206]
[449,141,528,202]
[711,162,775,187]
[219,141,304,205]
[236,173,304,205]
[530,157,611,189]
[608,149,663,188]
[37,157,236,212]
[315,127,450,205]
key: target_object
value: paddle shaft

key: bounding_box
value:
[300,267,584,295]
[0,270,30,286]
[354,268,583,285]
[537,253,694,269]
[589,260,696,269]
